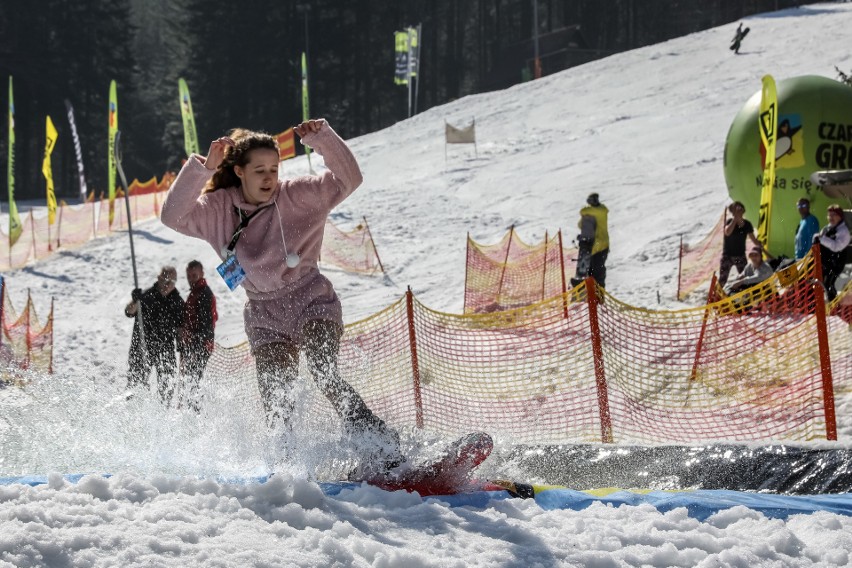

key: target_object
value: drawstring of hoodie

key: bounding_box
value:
[274,200,301,268]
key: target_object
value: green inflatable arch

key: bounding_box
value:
[724,75,852,257]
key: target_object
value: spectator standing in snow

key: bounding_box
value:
[578,192,610,288]
[794,198,820,260]
[178,260,217,412]
[160,120,404,475]
[815,204,851,301]
[724,244,773,295]
[125,266,185,403]
[719,201,761,288]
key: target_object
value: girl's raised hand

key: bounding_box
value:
[203,136,235,171]
[294,119,324,138]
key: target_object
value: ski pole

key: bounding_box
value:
[115,131,139,290]
[114,131,147,364]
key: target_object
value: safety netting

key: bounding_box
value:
[320,217,384,274]
[677,210,725,300]
[464,226,577,314]
[0,191,164,271]
[201,244,838,445]
[828,282,852,395]
[0,278,54,381]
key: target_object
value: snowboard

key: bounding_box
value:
[355,431,493,496]
[570,237,594,288]
[730,27,750,51]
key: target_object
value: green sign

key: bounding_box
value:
[724,75,852,257]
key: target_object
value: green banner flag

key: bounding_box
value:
[757,75,778,250]
[394,30,409,85]
[43,115,58,225]
[108,80,117,226]
[7,76,21,246]
[301,52,312,166]
[178,78,199,157]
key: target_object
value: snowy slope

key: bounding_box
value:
[2,4,852,566]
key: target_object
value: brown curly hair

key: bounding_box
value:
[203,128,278,193]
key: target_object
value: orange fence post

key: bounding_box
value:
[813,279,838,440]
[689,273,718,382]
[496,225,514,302]
[677,235,683,300]
[541,230,548,302]
[362,216,384,273]
[463,233,470,314]
[585,277,613,443]
[29,210,37,261]
[405,287,424,428]
[558,230,569,319]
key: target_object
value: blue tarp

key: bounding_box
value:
[3,474,852,521]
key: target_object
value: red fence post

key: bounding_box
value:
[362,216,384,274]
[558,230,569,319]
[689,274,717,383]
[405,287,424,429]
[496,225,514,304]
[585,277,613,443]
[813,279,838,441]
[676,235,683,300]
[541,230,549,302]
[463,233,470,313]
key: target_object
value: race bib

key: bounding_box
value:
[217,255,247,291]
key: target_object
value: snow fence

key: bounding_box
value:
[202,245,844,446]
[0,277,53,380]
[464,226,577,314]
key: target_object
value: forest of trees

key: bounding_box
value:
[0,0,805,203]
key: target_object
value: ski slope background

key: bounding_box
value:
[2,4,852,566]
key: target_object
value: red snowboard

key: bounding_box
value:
[360,432,493,496]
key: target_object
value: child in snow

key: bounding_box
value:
[160,119,403,474]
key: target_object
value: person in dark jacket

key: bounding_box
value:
[719,201,762,288]
[125,266,185,404]
[815,204,851,301]
[178,260,217,412]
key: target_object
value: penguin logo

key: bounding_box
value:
[775,118,801,160]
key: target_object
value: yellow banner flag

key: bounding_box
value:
[757,75,778,250]
[42,115,58,224]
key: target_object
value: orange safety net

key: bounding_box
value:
[828,282,852,395]
[0,279,54,382]
[464,226,577,314]
[200,247,837,445]
[0,192,163,271]
[320,217,384,274]
[677,210,725,300]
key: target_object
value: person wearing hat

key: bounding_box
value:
[814,204,851,300]
[719,201,762,288]
[794,198,820,260]
[723,244,774,295]
[577,193,610,288]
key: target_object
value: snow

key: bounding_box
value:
[3,3,852,566]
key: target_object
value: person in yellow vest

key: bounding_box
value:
[579,193,610,288]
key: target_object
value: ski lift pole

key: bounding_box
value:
[114,131,147,357]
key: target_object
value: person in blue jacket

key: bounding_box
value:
[794,198,820,260]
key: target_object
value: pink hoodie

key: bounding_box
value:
[160,122,363,346]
